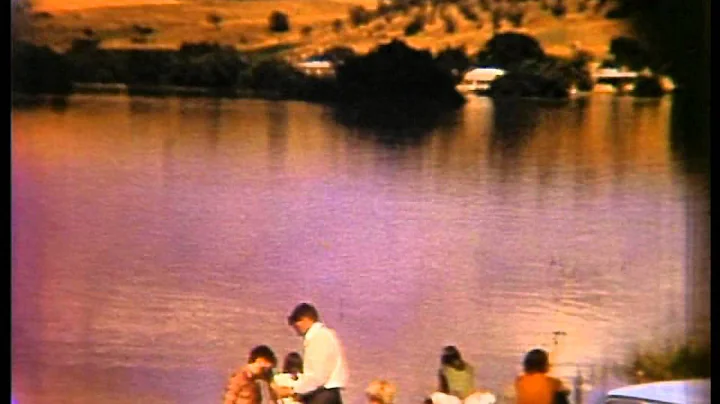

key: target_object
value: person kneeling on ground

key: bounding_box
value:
[224,345,279,404]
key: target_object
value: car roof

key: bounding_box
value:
[606,379,710,404]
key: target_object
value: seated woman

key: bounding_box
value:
[438,346,475,400]
[514,349,570,404]
[273,352,304,404]
[426,391,495,404]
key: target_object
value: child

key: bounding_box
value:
[273,352,303,404]
[365,379,396,404]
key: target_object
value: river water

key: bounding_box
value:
[11,94,708,404]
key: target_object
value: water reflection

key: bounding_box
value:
[266,101,289,172]
[487,99,542,188]
[667,93,711,345]
[11,95,701,403]
[330,102,461,147]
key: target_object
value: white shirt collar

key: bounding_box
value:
[304,322,324,341]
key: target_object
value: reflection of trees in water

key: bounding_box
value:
[669,93,709,176]
[608,98,634,183]
[669,93,710,346]
[330,101,461,148]
[621,0,709,349]
[489,99,543,158]
[205,98,222,150]
[177,98,224,152]
[266,101,289,171]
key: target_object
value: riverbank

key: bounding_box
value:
[13,31,672,109]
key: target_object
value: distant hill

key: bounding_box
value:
[21,0,631,60]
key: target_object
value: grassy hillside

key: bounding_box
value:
[23,0,631,60]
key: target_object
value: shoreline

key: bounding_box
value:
[11,82,669,107]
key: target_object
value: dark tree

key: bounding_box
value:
[434,47,471,83]
[12,42,73,95]
[404,14,426,36]
[207,12,223,30]
[268,11,290,32]
[477,32,545,70]
[442,15,457,33]
[131,24,156,43]
[349,6,372,27]
[609,36,649,71]
[335,39,464,107]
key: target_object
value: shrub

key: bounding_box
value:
[605,4,632,19]
[391,0,412,14]
[207,12,223,30]
[434,46,471,83]
[69,38,101,53]
[577,0,588,13]
[301,26,313,36]
[321,46,357,64]
[335,39,464,107]
[268,11,290,32]
[12,41,73,95]
[479,32,545,70]
[506,4,525,27]
[550,2,567,17]
[625,341,710,382]
[349,5,372,27]
[125,50,175,85]
[488,72,569,99]
[332,19,344,33]
[491,8,503,31]
[376,2,393,16]
[179,41,234,56]
[458,3,480,21]
[131,24,156,43]
[442,15,457,33]
[32,11,54,20]
[404,14,426,36]
[632,76,665,98]
[610,36,649,70]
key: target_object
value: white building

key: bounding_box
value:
[456,67,506,93]
[295,60,336,77]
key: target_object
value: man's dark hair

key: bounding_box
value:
[523,348,550,373]
[287,302,320,324]
[248,345,277,366]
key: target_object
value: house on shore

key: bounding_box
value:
[456,67,506,94]
[294,57,336,77]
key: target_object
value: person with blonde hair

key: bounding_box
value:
[365,379,396,404]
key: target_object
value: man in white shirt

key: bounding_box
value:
[278,303,349,404]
